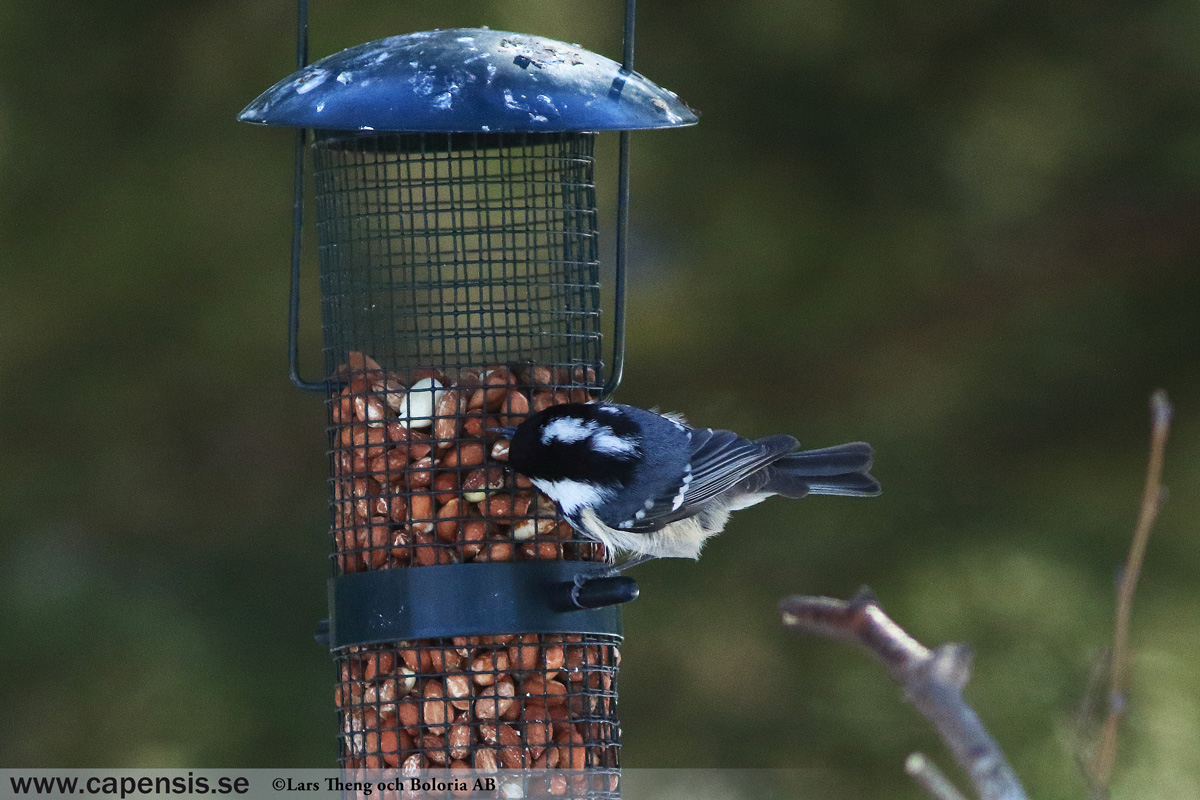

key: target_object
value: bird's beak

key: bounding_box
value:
[488,426,518,438]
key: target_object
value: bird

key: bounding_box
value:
[495,401,880,568]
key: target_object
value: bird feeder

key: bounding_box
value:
[239,11,695,794]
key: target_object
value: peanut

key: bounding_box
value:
[353,392,387,425]
[508,634,540,673]
[431,471,459,505]
[439,441,485,469]
[519,364,554,387]
[470,650,509,685]
[435,498,463,542]
[432,389,463,447]
[360,521,391,568]
[362,651,394,681]
[379,729,401,767]
[473,747,498,773]
[481,493,514,521]
[426,647,463,672]
[483,367,514,409]
[406,457,433,489]
[462,465,506,503]
[473,676,515,719]
[421,733,448,764]
[497,390,530,427]
[461,516,488,558]
[445,673,471,711]
[332,391,354,425]
[396,700,420,732]
[408,493,434,534]
[447,724,472,759]
[421,680,448,728]
[477,541,513,562]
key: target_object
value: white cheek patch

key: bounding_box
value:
[541,417,596,445]
[533,478,613,516]
[590,427,639,459]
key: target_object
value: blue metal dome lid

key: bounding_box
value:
[238,28,698,133]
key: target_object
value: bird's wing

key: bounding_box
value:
[612,429,797,532]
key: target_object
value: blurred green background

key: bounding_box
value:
[2,0,1198,797]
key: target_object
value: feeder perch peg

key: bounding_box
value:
[553,574,641,612]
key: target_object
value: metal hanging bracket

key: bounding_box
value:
[287,0,323,391]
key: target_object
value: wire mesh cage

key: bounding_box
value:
[238,23,696,798]
[317,130,623,785]
[315,132,603,372]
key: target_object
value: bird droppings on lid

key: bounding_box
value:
[410,72,435,96]
[294,69,329,94]
[432,92,452,110]
[502,88,526,111]
[336,71,353,85]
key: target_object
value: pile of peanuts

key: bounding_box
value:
[329,353,620,787]
[330,353,604,571]
[338,635,620,786]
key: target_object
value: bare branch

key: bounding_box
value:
[781,591,1029,800]
[1087,389,1173,796]
[906,753,970,800]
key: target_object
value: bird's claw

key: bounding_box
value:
[569,573,589,608]
[602,553,655,578]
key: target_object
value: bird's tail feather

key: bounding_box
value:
[753,441,880,498]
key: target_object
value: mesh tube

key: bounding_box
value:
[314,132,602,372]
[313,132,619,793]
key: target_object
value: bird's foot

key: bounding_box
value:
[568,573,589,608]
[567,569,641,609]
[602,553,655,578]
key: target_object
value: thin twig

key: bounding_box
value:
[782,590,1029,800]
[1087,390,1172,796]
[1069,645,1112,780]
[907,753,971,800]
